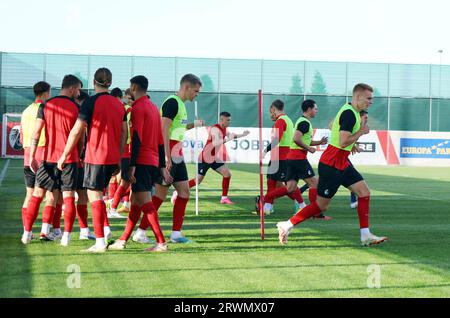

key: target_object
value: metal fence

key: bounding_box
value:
[1,52,449,131]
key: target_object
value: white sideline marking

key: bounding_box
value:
[0,159,11,186]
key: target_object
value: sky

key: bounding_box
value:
[0,0,449,65]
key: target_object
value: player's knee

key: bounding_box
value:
[360,188,370,198]
[178,188,190,198]
[286,183,297,193]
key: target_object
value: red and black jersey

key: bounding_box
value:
[201,124,227,163]
[130,96,165,167]
[320,109,357,170]
[79,92,126,165]
[37,96,79,163]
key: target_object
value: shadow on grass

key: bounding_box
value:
[128,283,450,298]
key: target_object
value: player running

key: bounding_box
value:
[172,111,250,205]
[276,84,388,247]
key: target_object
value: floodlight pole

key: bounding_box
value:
[438,50,443,131]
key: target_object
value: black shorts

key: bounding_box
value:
[36,161,78,192]
[286,160,315,182]
[83,163,120,191]
[24,167,36,188]
[317,162,364,199]
[77,166,85,190]
[121,158,130,182]
[155,159,189,185]
[267,160,287,182]
[198,161,225,176]
[132,165,160,192]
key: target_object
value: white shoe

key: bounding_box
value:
[350,202,358,209]
[108,239,127,250]
[104,229,113,240]
[107,209,126,219]
[170,236,193,244]
[79,232,96,241]
[171,190,178,205]
[276,222,292,245]
[60,233,71,247]
[21,232,32,245]
[263,203,273,215]
[145,243,168,252]
[48,231,63,241]
[132,232,153,244]
[361,233,388,247]
[82,244,106,253]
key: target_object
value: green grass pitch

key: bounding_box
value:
[1,159,450,298]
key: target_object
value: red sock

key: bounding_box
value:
[287,188,304,203]
[21,207,27,228]
[91,200,106,238]
[24,196,43,232]
[309,188,317,203]
[264,187,288,204]
[112,185,126,209]
[142,201,165,243]
[120,205,141,241]
[76,204,88,229]
[290,201,322,226]
[52,204,62,229]
[357,196,370,229]
[123,186,131,198]
[188,179,196,188]
[108,181,117,200]
[266,179,277,194]
[104,212,110,227]
[222,177,231,197]
[42,205,55,224]
[138,196,164,230]
[63,197,76,233]
[173,196,189,231]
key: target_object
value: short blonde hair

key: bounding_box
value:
[353,83,373,95]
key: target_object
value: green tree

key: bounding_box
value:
[200,74,215,92]
[289,74,304,94]
[310,71,327,94]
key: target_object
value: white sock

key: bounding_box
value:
[80,228,89,236]
[221,196,228,200]
[53,228,62,235]
[123,201,130,209]
[62,232,71,241]
[96,238,106,248]
[298,202,307,209]
[41,223,51,235]
[109,207,116,213]
[135,228,146,237]
[360,228,370,238]
[104,226,111,237]
[171,231,182,239]
[264,203,273,211]
[23,230,32,237]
